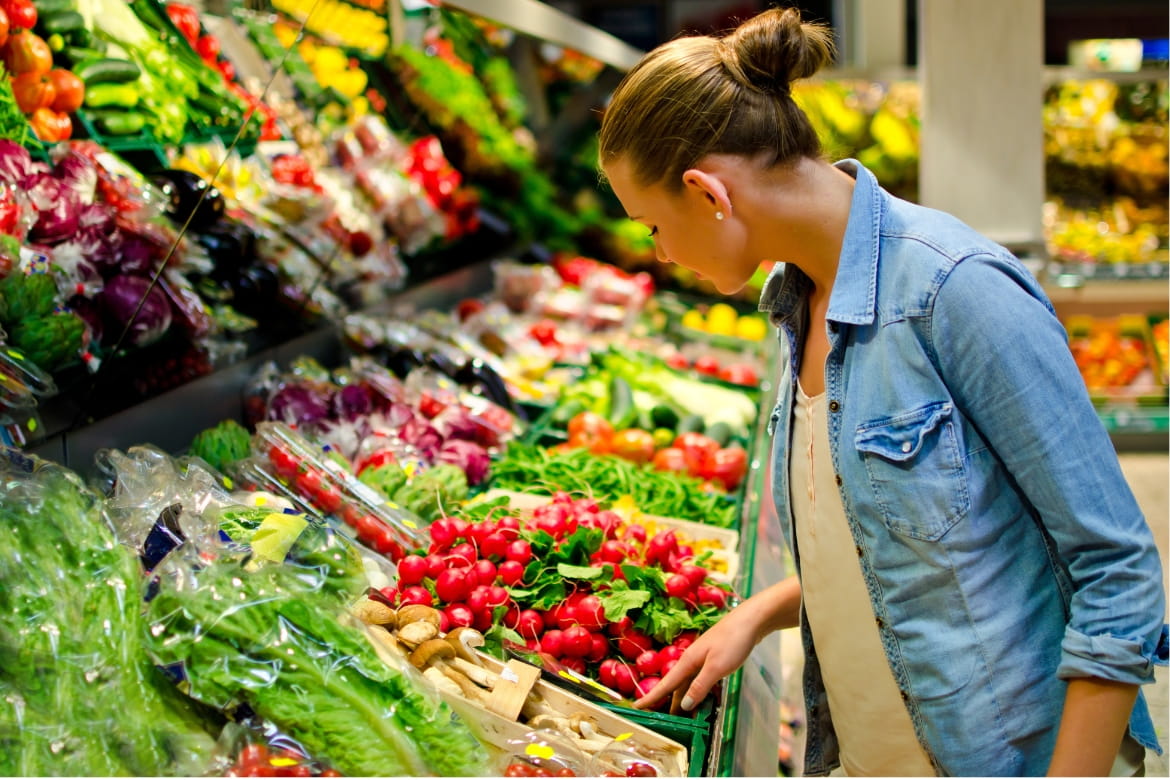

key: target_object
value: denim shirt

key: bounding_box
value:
[759,160,1168,776]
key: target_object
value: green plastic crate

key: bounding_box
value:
[600,699,715,777]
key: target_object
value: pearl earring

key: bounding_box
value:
[715,211,724,221]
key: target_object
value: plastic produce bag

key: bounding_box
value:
[0,446,219,776]
[144,523,492,777]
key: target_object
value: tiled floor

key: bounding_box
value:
[1118,454,1169,777]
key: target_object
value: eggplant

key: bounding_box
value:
[455,358,520,416]
[151,169,225,232]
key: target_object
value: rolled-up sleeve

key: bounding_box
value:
[930,252,1167,685]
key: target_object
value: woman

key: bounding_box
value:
[598,6,1166,776]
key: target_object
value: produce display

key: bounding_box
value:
[1066,313,1167,406]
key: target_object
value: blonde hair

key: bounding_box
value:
[599,6,835,191]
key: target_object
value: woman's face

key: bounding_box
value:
[602,158,754,295]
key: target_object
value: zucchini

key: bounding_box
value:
[89,109,146,136]
[705,421,734,447]
[84,82,139,109]
[607,376,638,430]
[676,414,705,435]
[40,10,85,35]
[649,404,680,430]
[73,57,141,84]
[63,46,106,64]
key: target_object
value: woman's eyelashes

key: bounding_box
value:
[648,226,659,238]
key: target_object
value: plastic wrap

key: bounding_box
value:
[215,722,344,777]
[144,521,491,777]
[255,421,426,560]
[502,729,591,776]
[0,446,219,776]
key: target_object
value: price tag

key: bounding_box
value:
[615,733,633,742]
[525,744,555,760]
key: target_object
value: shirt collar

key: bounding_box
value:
[757,159,883,327]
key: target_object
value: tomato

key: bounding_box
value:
[0,7,9,49]
[718,362,759,387]
[699,446,748,491]
[673,432,720,473]
[194,34,220,61]
[567,411,613,441]
[527,319,559,346]
[294,467,326,498]
[11,70,53,113]
[2,29,51,75]
[4,0,35,31]
[608,429,656,464]
[665,353,689,370]
[312,483,343,514]
[692,355,721,377]
[567,429,610,455]
[504,762,534,777]
[625,761,659,777]
[650,447,687,473]
[47,68,83,113]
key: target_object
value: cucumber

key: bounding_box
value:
[89,109,146,136]
[549,399,587,428]
[649,404,680,430]
[607,376,638,430]
[636,406,655,432]
[63,46,107,64]
[40,10,85,35]
[73,57,141,84]
[34,0,74,15]
[705,421,734,447]
[677,414,705,435]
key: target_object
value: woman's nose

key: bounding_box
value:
[654,242,669,263]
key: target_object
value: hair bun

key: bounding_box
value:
[720,7,834,95]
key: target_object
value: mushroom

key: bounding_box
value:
[423,666,462,696]
[568,712,603,741]
[444,627,496,687]
[408,639,489,703]
[351,598,397,627]
[396,605,443,647]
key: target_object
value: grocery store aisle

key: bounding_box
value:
[1119,453,1169,778]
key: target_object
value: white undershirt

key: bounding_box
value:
[791,381,935,776]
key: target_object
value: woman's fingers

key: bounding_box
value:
[634,650,701,709]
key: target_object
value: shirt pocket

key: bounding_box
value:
[854,401,970,541]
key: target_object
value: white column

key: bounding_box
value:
[837,0,907,69]
[918,0,1045,248]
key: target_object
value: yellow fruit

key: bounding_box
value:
[681,310,706,331]
[735,316,767,341]
[705,303,738,333]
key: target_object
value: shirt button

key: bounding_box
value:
[855,545,863,557]
[901,441,912,453]
[875,617,884,629]
[828,400,840,413]
[835,474,843,486]
[901,690,910,701]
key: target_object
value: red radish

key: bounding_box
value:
[678,545,695,560]
[497,516,521,539]
[561,657,587,675]
[634,676,662,698]
[587,634,610,663]
[469,520,495,545]
[486,586,509,608]
[613,663,637,695]
[665,574,692,600]
[503,605,521,629]
[424,554,446,579]
[397,555,428,586]
[540,629,565,657]
[608,616,633,638]
[660,659,679,678]
[623,524,647,544]
[435,568,471,603]
[430,518,457,547]
[598,540,627,564]
[449,518,469,539]
[438,610,451,633]
[552,491,573,504]
[525,638,541,652]
[573,497,600,514]
[481,532,509,560]
[498,559,525,586]
[448,542,476,567]
[658,645,685,664]
[471,559,497,586]
[446,603,474,627]
[400,586,433,607]
[616,628,654,660]
[505,540,532,566]
[574,595,606,631]
[598,658,621,689]
[467,586,490,613]
[379,586,399,605]
[561,625,593,657]
[473,609,494,632]
[678,563,708,589]
[516,609,544,639]
[635,650,660,677]
[697,585,728,609]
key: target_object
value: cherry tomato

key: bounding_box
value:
[718,363,759,387]
[692,355,721,376]
[567,411,613,441]
[650,447,687,473]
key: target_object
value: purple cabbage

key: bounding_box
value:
[434,405,484,443]
[0,141,35,185]
[383,401,416,429]
[436,439,490,485]
[399,416,443,461]
[267,382,333,425]
[27,174,81,245]
[334,383,375,421]
[52,152,98,205]
[97,274,174,347]
[118,235,158,276]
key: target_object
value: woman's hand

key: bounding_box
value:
[634,576,802,711]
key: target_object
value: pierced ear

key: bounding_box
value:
[682,168,731,216]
